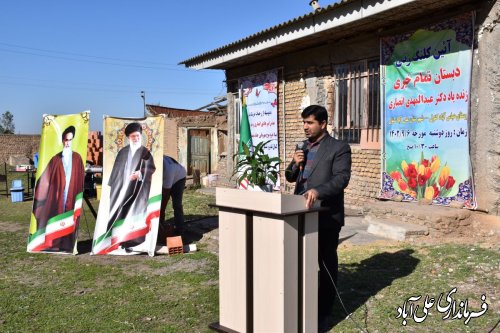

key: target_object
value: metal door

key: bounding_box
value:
[188,129,210,175]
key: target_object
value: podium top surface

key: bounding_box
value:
[215,187,325,216]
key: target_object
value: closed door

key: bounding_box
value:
[188,129,210,175]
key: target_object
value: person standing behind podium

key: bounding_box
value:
[160,155,187,234]
[285,105,351,322]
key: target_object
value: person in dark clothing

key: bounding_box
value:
[160,155,187,234]
[285,105,351,322]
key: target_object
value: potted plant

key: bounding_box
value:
[233,140,281,192]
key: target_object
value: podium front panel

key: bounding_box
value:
[303,212,318,333]
[252,214,299,333]
[219,210,248,332]
[214,189,322,333]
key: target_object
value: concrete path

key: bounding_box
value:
[340,215,393,245]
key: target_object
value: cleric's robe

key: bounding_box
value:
[107,145,156,247]
[32,151,85,252]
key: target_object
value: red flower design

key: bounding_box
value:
[446,176,455,190]
[407,177,417,189]
[417,174,426,186]
[432,184,439,198]
[404,164,418,178]
[424,167,432,181]
[398,179,408,192]
[390,171,402,181]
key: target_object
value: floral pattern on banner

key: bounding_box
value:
[381,152,475,208]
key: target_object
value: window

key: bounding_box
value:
[333,59,380,144]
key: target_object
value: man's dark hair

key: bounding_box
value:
[62,126,76,141]
[301,105,328,123]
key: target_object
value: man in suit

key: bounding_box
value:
[285,105,351,322]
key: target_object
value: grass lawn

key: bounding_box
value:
[0,188,498,332]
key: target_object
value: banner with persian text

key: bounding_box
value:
[380,13,476,209]
[238,70,280,189]
[28,111,89,254]
[91,116,163,256]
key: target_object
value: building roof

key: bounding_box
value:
[146,105,215,118]
[180,0,474,70]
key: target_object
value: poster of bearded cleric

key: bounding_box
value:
[27,111,89,254]
[380,13,476,209]
[91,116,163,256]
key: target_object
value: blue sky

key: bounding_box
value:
[0,1,324,134]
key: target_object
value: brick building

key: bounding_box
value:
[180,0,499,216]
[146,104,228,177]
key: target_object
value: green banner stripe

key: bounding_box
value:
[28,227,46,242]
[47,210,74,225]
[148,194,162,205]
[93,196,161,247]
[93,218,126,246]
[45,191,84,226]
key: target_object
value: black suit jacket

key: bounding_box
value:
[285,134,351,229]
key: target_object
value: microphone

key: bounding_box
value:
[295,142,308,171]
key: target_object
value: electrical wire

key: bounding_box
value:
[0,41,178,66]
[0,41,187,71]
[0,41,224,72]
[321,258,370,333]
[0,79,219,96]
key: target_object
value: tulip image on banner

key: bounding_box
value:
[28,111,90,254]
[237,95,253,189]
[91,116,163,256]
[380,13,476,209]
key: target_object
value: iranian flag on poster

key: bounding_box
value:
[27,112,89,255]
[91,115,164,256]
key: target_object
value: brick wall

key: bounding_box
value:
[274,74,382,208]
[86,131,103,165]
[345,147,381,208]
[162,113,224,176]
[164,118,179,160]
[0,134,40,164]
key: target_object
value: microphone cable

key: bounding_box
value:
[321,258,371,333]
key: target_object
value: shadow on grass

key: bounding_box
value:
[77,239,93,254]
[76,214,219,253]
[152,214,218,246]
[325,249,420,331]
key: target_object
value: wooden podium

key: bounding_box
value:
[210,188,324,333]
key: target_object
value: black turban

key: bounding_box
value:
[124,122,142,136]
[62,126,76,141]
